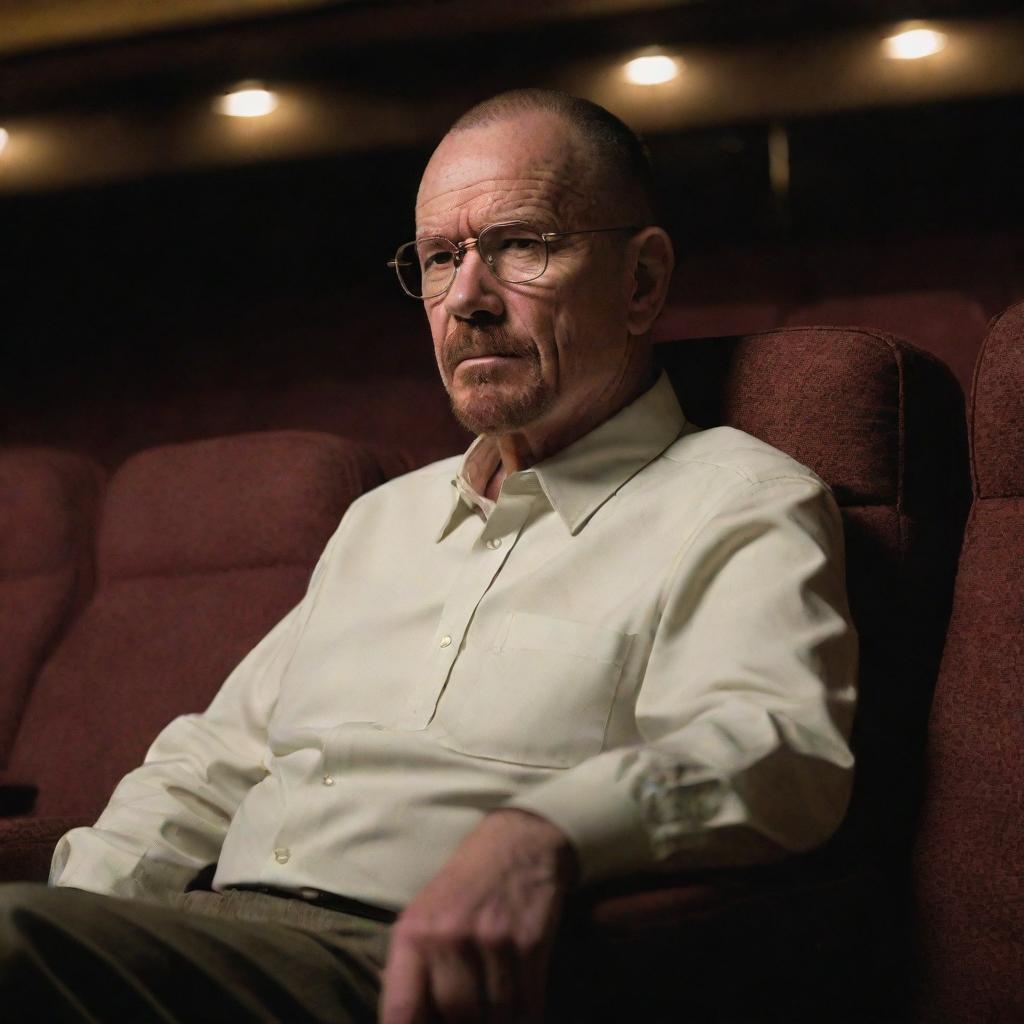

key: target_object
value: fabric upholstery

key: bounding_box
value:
[785,291,989,394]
[0,449,104,768]
[971,302,1024,498]
[914,301,1024,1023]
[0,432,403,824]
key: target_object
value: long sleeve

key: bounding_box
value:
[49,539,336,901]
[507,474,858,883]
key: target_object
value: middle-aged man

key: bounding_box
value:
[0,89,856,1023]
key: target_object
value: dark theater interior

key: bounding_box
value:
[1,1,1021,1021]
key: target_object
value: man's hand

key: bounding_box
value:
[379,808,577,1024]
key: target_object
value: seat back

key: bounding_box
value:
[659,326,970,863]
[785,290,989,394]
[3,431,400,820]
[0,449,103,774]
[914,302,1024,1022]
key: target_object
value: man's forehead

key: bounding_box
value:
[415,114,593,232]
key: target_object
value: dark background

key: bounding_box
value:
[3,0,1022,465]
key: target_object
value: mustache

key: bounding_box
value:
[442,323,536,377]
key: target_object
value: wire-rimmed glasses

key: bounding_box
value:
[387,220,639,299]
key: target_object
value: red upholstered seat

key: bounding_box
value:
[785,290,989,395]
[551,326,969,1023]
[0,431,407,878]
[913,302,1024,1023]
[0,449,104,773]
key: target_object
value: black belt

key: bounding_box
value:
[226,884,398,924]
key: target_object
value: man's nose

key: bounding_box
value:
[443,248,504,321]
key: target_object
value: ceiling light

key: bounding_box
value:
[623,54,680,86]
[0,128,8,155]
[883,28,947,60]
[215,83,279,118]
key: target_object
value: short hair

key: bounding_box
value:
[448,89,658,223]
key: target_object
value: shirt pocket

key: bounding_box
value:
[440,611,634,768]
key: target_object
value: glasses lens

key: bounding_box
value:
[393,238,457,298]
[479,224,547,284]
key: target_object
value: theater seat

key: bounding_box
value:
[552,325,969,1023]
[0,431,407,880]
[913,301,1024,1023]
[785,290,989,395]
[0,449,104,774]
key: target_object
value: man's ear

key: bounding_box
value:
[625,227,674,337]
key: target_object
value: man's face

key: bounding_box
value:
[415,111,635,439]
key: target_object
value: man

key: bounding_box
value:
[0,90,856,1023]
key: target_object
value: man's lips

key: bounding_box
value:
[456,354,521,368]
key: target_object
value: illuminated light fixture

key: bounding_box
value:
[0,127,8,155]
[215,82,279,118]
[883,27,947,60]
[623,54,680,86]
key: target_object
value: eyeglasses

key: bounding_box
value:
[387,220,639,299]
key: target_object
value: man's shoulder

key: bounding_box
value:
[350,452,463,509]
[661,424,828,491]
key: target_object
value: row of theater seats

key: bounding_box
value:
[0,309,1020,1021]
[654,288,991,396]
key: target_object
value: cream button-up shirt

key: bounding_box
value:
[51,372,857,910]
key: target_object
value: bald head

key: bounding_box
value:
[443,89,656,226]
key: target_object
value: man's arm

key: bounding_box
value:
[49,534,339,901]
[381,474,857,1023]
[508,474,857,880]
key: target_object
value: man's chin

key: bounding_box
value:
[449,383,553,436]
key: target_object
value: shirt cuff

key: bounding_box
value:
[503,756,656,884]
[50,826,194,901]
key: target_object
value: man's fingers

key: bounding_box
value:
[518,933,554,1023]
[428,943,485,1023]
[379,940,430,1024]
[479,938,520,1024]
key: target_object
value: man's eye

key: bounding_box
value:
[500,236,542,251]
[423,251,454,269]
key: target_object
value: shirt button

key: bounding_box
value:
[486,537,502,549]
[440,635,452,648]
[322,775,335,787]
[273,847,290,864]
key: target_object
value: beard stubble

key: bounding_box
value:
[442,321,554,435]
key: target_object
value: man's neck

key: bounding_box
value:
[487,363,658,491]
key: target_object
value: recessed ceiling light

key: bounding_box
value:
[623,54,680,86]
[883,27,947,60]
[215,83,279,118]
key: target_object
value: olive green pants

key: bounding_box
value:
[0,883,390,1023]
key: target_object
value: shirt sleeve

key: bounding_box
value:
[505,474,858,884]
[49,532,339,901]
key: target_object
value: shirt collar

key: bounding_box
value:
[437,371,688,540]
